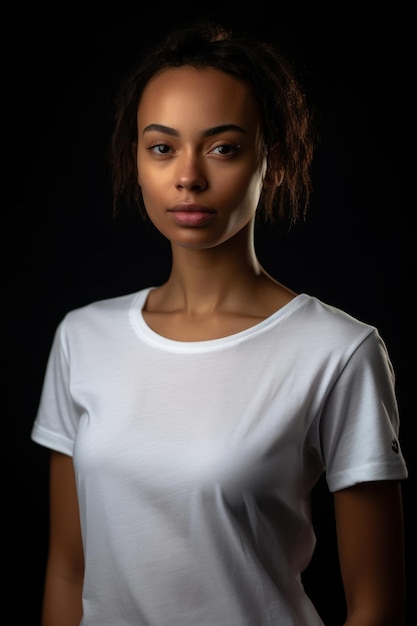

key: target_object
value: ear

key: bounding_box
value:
[264,144,284,188]
[264,167,284,188]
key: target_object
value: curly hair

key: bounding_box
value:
[110,20,316,224]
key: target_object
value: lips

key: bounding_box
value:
[168,204,216,227]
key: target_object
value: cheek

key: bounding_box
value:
[136,155,144,187]
[136,159,161,200]
[139,182,161,210]
[221,165,265,210]
[138,173,171,224]
[136,149,157,187]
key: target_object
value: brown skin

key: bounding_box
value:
[136,67,293,339]
[42,452,83,626]
[41,66,406,625]
[334,481,406,625]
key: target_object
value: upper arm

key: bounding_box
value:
[41,451,84,626]
[334,480,406,625]
[47,450,84,578]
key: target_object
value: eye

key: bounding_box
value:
[148,143,173,155]
[211,144,240,156]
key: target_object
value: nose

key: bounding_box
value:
[175,152,208,192]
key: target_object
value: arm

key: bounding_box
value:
[41,451,84,626]
[334,480,406,626]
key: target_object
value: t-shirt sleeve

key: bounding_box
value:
[320,329,408,492]
[31,316,79,456]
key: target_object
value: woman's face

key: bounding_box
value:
[135,65,267,250]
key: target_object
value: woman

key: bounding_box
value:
[32,20,408,625]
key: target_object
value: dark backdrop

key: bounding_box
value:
[5,4,414,624]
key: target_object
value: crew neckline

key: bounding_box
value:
[129,287,309,352]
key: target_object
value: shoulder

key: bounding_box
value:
[294,294,377,342]
[67,288,150,321]
[58,287,152,341]
[287,294,391,373]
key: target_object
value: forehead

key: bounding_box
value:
[137,66,260,130]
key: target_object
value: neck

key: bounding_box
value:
[159,223,268,315]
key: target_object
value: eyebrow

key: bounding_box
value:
[142,123,247,137]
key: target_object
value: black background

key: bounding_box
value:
[5,3,415,624]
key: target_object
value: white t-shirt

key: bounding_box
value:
[31,288,408,625]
